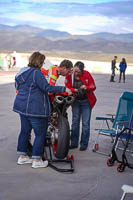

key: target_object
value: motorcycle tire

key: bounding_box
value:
[54,115,70,159]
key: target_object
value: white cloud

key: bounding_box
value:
[10,11,113,34]
[11,13,120,34]
[30,0,90,3]
[3,8,133,34]
[15,12,42,22]
[1,0,133,34]
[122,27,133,33]
[41,15,114,34]
[29,0,124,4]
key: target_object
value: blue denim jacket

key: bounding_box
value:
[13,67,65,117]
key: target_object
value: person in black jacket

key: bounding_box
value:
[110,56,118,82]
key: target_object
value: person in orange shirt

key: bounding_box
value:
[41,59,73,85]
[41,59,73,100]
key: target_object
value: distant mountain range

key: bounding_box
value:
[0,24,133,53]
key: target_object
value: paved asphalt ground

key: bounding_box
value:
[0,71,133,200]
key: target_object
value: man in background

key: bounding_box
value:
[110,56,118,82]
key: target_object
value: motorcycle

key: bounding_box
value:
[27,95,75,173]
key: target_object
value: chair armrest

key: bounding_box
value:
[106,114,115,118]
[96,116,114,121]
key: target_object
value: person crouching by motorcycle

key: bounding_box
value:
[41,59,73,86]
[41,59,73,121]
[41,59,73,102]
[65,61,97,151]
[13,52,71,169]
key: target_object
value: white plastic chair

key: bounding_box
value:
[120,185,133,200]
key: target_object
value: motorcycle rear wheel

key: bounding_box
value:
[54,115,70,159]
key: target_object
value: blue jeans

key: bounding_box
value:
[71,99,92,148]
[17,115,48,159]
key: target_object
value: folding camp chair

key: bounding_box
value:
[92,91,133,156]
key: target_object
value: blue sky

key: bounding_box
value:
[0,0,133,34]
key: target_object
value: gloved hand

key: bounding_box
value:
[77,88,86,96]
[80,85,87,90]
[65,88,72,95]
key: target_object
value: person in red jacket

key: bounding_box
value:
[65,61,97,151]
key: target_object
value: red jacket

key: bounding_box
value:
[65,70,97,108]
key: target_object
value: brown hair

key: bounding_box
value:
[122,58,126,63]
[28,52,45,68]
[59,59,73,69]
[74,61,84,72]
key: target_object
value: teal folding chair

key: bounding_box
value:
[92,91,133,156]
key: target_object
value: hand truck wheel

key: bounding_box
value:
[107,157,115,167]
[117,163,125,173]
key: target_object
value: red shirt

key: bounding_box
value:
[65,70,97,108]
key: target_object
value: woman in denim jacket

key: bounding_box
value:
[13,52,68,168]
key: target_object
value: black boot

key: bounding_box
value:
[110,75,113,82]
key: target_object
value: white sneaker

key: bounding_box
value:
[17,156,32,165]
[32,160,48,169]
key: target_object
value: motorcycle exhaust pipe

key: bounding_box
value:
[54,96,64,104]
[65,96,74,104]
